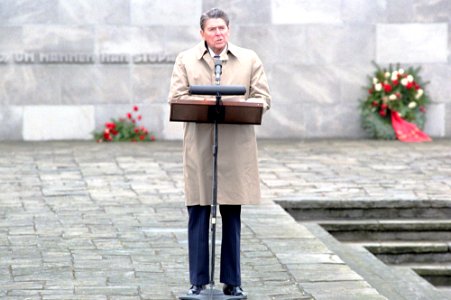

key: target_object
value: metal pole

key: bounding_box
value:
[210,89,220,289]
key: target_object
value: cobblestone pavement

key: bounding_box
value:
[0,139,450,300]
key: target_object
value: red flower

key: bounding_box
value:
[150,135,156,141]
[406,82,414,89]
[420,106,426,113]
[368,88,373,94]
[371,100,379,107]
[392,79,399,86]
[379,109,387,117]
[383,84,392,93]
[95,105,155,142]
[103,132,112,141]
[105,122,116,129]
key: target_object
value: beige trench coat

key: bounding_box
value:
[168,42,271,206]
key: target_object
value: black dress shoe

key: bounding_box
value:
[187,285,205,295]
[223,285,247,298]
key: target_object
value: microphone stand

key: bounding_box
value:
[179,58,246,300]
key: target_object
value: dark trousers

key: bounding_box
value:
[188,205,241,286]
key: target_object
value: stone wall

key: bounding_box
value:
[0,0,450,140]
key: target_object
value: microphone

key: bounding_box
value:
[189,85,246,96]
[214,55,222,84]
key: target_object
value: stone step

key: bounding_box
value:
[320,219,451,231]
[279,199,451,210]
[304,223,451,300]
[318,220,451,241]
[406,264,451,276]
[347,242,451,265]
[400,264,451,287]
[278,199,451,220]
[351,241,450,254]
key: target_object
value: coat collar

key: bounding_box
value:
[195,41,240,61]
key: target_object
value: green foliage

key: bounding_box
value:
[360,63,429,139]
[94,106,156,142]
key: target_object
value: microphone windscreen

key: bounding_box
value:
[189,85,246,96]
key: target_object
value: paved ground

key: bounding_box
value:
[0,139,450,300]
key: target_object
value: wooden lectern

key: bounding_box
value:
[169,98,264,125]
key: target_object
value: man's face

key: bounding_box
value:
[200,18,230,54]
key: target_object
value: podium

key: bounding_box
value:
[171,85,263,300]
[169,98,264,125]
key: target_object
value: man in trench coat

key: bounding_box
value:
[168,8,271,297]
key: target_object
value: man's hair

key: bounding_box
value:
[200,8,229,30]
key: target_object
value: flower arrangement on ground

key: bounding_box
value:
[94,106,156,142]
[360,63,431,141]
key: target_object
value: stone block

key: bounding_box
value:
[0,27,23,52]
[304,103,366,138]
[446,104,451,137]
[161,104,183,140]
[387,0,414,23]
[0,65,61,105]
[301,281,380,299]
[336,62,375,104]
[202,0,272,25]
[235,25,306,65]
[413,0,451,22]
[271,0,342,24]
[302,25,375,65]
[164,26,203,56]
[60,65,131,105]
[342,0,387,24]
[23,25,95,52]
[231,26,275,65]
[96,26,165,54]
[376,23,448,63]
[238,24,374,66]
[131,0,201,26]
[0,0,58,25]
[0,106,23,140]
[256,103,306,139]
[269,64,341,105]
[132,65,173,104]
[141,102,170,139]
[420,63,451,104]
[23,105,95,141]
[424,103,445,137]
[290,264,363,282]
[264,65,369,137]
[58,0,130,25]
[449,23,451,63]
